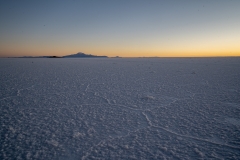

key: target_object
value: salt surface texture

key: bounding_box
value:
[0,58,240,159]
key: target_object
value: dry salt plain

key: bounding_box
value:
[0,58,240,160]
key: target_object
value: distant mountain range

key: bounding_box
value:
[63,52,107,58]
[15,52,108,58]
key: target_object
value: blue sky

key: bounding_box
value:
[0,0,240,57]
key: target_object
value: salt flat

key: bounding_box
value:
[0,58,240,159]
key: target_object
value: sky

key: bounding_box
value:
[0,0,240,57]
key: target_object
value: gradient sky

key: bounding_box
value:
[0,0,240,57]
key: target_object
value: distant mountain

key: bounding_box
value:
[63,52,108,58]
[13,52,108,58]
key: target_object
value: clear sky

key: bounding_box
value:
[0,0,240,57]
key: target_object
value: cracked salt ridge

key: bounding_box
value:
[1,58,240,159]
[142,111,240,150]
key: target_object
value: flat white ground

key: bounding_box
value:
[0,58,240,159]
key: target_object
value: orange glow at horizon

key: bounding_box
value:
[1,46,239,58]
